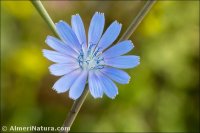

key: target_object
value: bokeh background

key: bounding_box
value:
[1,1,199,132]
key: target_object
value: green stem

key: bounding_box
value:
[61,86,89,133]
[118,0,156,42]
[31,0,59,37]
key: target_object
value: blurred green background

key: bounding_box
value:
[1,1,199,132]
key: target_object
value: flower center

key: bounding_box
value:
[78,44,104,70]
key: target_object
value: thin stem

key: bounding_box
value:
[62,0,156,133]
[118,0,156,42]
[61,86,89,133]
[31,0,59,37]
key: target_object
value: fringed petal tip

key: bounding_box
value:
[52,85,66,94]
[110,93,118,100]
[137,56,141,65]
[114,20,122,27]
[72,13,80,17]
[95,12,104,16]
[55,20,65,24]
[69,95,77,100]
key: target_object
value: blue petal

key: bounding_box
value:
[98,21,122,51]
[55,21,81,51]
[49,63,79,76]
[104,55,140,69]
[103,40,134,58]
[100,67,130,84]
[88,12,105,47]
[53,69,82,93]
[96,71,118,99]
[42,49,76,63]
[71,14,87,48]
[69,70,88,100]
[45,36,78,58]
[88,71,103,98]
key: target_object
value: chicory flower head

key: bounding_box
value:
[43,12,140,100]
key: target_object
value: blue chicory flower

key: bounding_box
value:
[43,12,140,100]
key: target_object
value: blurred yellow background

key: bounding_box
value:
[1,1,199,132]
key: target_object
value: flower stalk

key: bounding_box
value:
[61,86,89,133]
[31,0,59,37]
[31,0,156,133]
[118,0,156,42]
